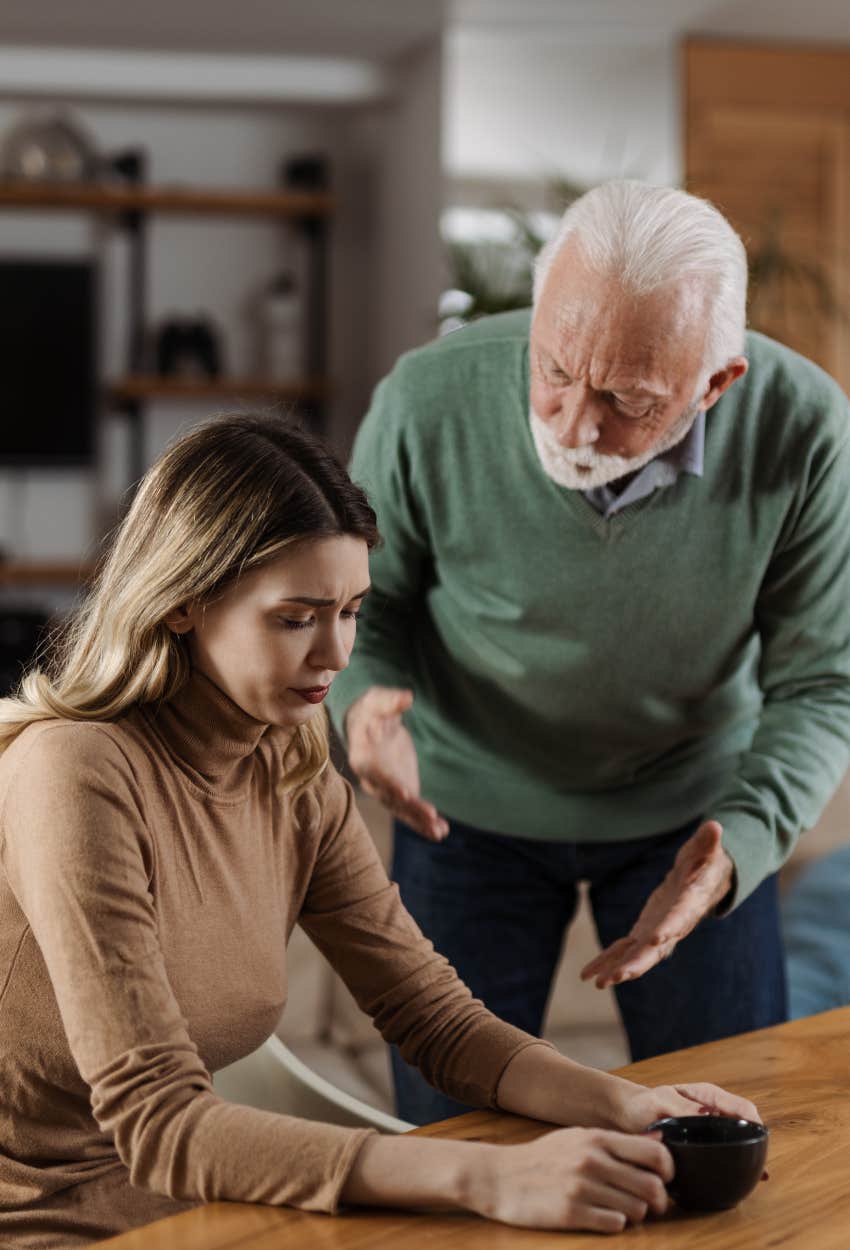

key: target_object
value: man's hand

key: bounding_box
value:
[346,686,449,842]
[581,822,734,989]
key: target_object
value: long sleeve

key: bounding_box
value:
[711,422,850,908]
[328,364,431,741]
[300,769,550,1107]
[0,725,373,1215]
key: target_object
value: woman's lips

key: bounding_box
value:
[291,685,330,704]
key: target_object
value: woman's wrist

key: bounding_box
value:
[340,1133,491,1213]
[496,1043,647,1132]
[604,1076,652,1132]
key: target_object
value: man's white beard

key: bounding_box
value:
[530,400,700,491]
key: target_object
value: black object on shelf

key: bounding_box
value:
[0,608,50,696]
[155,317,223,378]
[108,147,147,187]
[281,153,329,192]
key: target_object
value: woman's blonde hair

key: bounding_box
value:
[0,413,379,807]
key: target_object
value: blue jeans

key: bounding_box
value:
[391,816,787,1125]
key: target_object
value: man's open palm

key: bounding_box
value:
[347,687,449,841]
[581,822,734,989]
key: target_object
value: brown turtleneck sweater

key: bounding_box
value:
[0,672,544,1248]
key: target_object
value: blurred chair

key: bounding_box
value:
[213,1034,413,1133]
[782,845,850,1019]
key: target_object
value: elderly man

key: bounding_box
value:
[328,181,850,1125]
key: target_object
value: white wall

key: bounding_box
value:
[443,27,680,192]
[358,40,446,382]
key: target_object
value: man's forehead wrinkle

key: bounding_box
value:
[535,270,696,400]
[550,302,583,337]
[544,319,666,392]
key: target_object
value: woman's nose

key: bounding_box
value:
[309,625,349,674]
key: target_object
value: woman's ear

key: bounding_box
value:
[164,605,195,636]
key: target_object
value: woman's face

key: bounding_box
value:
[170,534,370,728]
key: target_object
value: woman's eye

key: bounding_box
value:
[280,618,314,631]
[341,609,361,623]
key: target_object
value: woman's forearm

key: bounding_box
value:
[340,1133,487,1211]
[495,1043,643,1129]
[339,1117,673,1233]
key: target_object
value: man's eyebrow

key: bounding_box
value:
[274,586,371,607]
[608,382,669,398]
[540,346,568,369]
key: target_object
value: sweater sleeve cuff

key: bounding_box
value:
[490,1039,557,1111]
[711,812,789,914]
[326,1127,380,1215]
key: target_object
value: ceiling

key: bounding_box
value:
[0,0,447,61]
[2,0,848,84]
[3,0,848,62]
[453,0,850,44]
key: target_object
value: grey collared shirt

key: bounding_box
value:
[582,411,705,518]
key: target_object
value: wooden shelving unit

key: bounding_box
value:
[0,181,333,219]
[107,376,329,404]
[0,561,95,588]
[0,168,332,590]
[1,166,331,453]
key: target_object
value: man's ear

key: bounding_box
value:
[700,356,748,412]
[164,605,195,636]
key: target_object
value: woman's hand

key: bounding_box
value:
[616,1082,761,1134]
[468,1128,672,1233]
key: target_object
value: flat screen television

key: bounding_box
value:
[0,258,97,466]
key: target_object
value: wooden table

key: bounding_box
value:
[98,1007,850,1249]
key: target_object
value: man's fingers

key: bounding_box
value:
[582,934,683,987]
[358,773,448,840]
[397,801,449,841]
[590,947,666,988]
[364,686,415,718]
[358,768,413,809]
[580,937,633,981]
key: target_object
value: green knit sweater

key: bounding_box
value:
[329,310,850,908]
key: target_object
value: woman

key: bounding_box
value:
[0,414,758,1246]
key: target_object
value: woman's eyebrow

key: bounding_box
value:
[274,586,371,607]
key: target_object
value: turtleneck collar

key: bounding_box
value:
[142,668,272,788]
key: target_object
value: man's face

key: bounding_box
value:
[528,239,715,489]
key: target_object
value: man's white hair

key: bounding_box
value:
[532,180,748,376]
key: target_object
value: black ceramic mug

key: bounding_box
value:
[646,1115,769,1211]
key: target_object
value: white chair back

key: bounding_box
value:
[213,1034,413,1133]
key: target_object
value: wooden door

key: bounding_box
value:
[685,40,850,392]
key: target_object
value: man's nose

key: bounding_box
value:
[554,386,601,449]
